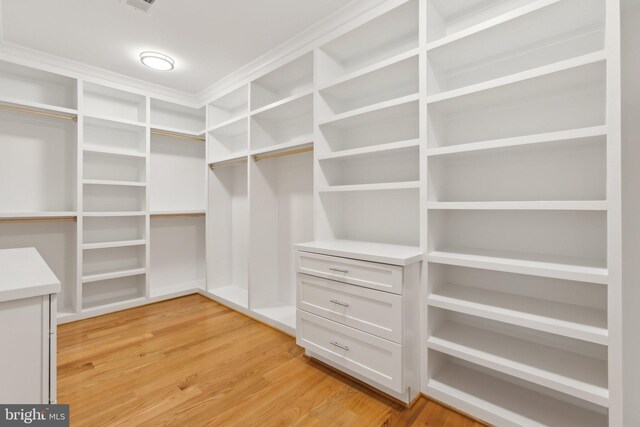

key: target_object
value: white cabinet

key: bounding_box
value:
[0,248,60,404]
[295,240,422,404]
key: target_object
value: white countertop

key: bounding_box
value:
[0,247,61,303]
[295,239,423,266]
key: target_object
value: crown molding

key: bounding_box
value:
[196,0,396,103]
[0,0,403,107]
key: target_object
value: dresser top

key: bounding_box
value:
[295,240,423,266]
[0,247,60,303]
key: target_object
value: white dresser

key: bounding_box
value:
[0,248,60,404]
[295,240,422,404]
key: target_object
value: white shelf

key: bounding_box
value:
[318,48,419,92]
[82,239,147,251]
[426,201,608,211]
[317,94,419,126]
[317,138,419,161]
[250,138,313,157]
[427,361,607,427]
[83,145,146,159]
[250,90,313,116]
[150,210,205,216]
[83,179,147,187]
[428,58,604,115]
[295,239,422,266]
[208,285,248,309]
[82,212,146,217]
[82,267,146,284]
[0,212,77,219]
[209,153,248,167]
[426,126,607,157]
[83,113,146,128]
[206,114,247,133]
[252,305,296,333]
[426,51,606,105]
[428,284,607,345]
[318,181,420,193]
[82,296,146,313]
[428,322,608,406]
[426,0,602,55]
[428,248,608,285]
[150,124,204,138]
[0,96,78,118]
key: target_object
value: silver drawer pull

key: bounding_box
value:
[330,341,349,351]
[329,267,349,274]
[330,299,350,308]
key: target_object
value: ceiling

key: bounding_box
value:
[0,0,355,94]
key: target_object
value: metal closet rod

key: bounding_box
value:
[0,216,78,224]
[150,129,206,142]
[254,146,313,161]
[209,158,248,170]
[0,103,77,122]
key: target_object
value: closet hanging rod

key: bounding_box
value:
[0,103,77,122]
[0,216,77,224]
[151,213,206,219]
[150,129,206,142]
[254,146,314,162]
[209,159,248,170]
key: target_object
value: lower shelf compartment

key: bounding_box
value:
[252,304,296,331]
[427,359,607,427]
[208,285,248,309]
[82,275,145,310]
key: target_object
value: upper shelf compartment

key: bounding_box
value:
[426,0,605,96]
[83,82,146,124]
[317,54,418,120]
[250,52,313,111]
[150,99,205,134]
[207,84,248,128]
[316,0,418,86]
[0,60,77,111]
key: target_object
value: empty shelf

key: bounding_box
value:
[318,181,420,193]
[83,145,147,159]
[427,361,607,427]
[317,94,419,126]
[82,239,147,250]
[317,139,419,161]
[428,284,607,345]
[82,268,146,284]
[83,179,147,187]
[428,322,608,406]
[208,286,248,309]
[426,201,608,211]
[428,248,608,284]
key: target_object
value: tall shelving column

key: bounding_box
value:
[422,0,619,425]
[80,82,149,314]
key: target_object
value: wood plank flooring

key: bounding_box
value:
[58,294,486,426]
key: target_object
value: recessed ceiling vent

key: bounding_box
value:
[140,0,156,4]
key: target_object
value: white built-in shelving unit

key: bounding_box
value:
[422,0,621,426]
[0,58,207,321]
[0,0,631,423]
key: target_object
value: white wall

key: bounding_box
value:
[622,1,640,425]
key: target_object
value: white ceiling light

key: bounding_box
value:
[140,51,174,71]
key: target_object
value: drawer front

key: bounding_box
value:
[297,273,403,343]
[297,310,403,392]
[296,252,403,294]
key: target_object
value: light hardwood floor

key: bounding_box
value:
[58,294,486,426]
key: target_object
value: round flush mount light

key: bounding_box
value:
[140,51,175,71]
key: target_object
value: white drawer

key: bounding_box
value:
[297,273,403,343]
[297,310,403,393]
[296,251,403,294]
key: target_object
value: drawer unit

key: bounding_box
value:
[295,242,422,404]
[297,273,403,342]
[297,310,403,393]
[296,251,403,294]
